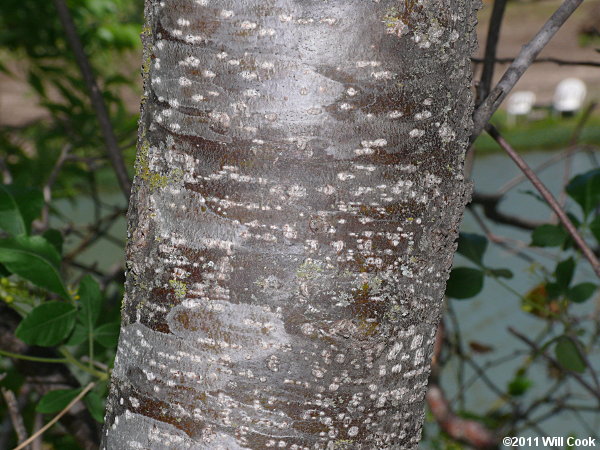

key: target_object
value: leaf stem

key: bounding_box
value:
[58,348,107,380]
[0,349,67,364]
[88,330,94,372]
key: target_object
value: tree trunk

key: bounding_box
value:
[102,0,477,448]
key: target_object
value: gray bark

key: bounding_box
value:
[102,0,477,448]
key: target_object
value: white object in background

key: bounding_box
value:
[553,78,587,113]
[506,91,536,116]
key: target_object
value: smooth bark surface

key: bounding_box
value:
[103,1,477,448]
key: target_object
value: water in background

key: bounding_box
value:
[444,149,599,444]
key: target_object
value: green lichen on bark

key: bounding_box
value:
[168,279,187,299]
[135,136,183,191]
[296,259,324,279]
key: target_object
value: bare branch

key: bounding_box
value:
[426,386,499,449]
[31,414,42,450]
[427,324,499,449]
[52,0,132,199]
[471,0,584,141]
[472,57,600,68]
[1,388,29,448]
[13,383,96,450]
[468,207,537,264]
[497,145,599,196]
[568,102,596,147]
[487,125,600,278]
[557,103,597,213]
[470,192,544,230]
[41,144,71,229]
[508,327,600,404]
[478,0,508,103]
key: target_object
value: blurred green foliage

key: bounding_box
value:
[0,1,141,447]
[0,0,142,195]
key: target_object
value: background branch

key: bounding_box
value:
[487,124,600,278]
[472,57,600,68]
[471,0,584,141]
[508,327,600,404]
[52,0,132,199]
[427,323,500,449]
[1,388,28,449]
[469,192,544,231]
[478,0,508,103]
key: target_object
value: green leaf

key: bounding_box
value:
[0,367,24,392]
[567,283,597,303]
[78,275,102,329]
[94,321,120,348]
[457,233,487,265]
[590,214,600,244]
[0,235,69,298]
[66,323,88,346]
[36,388,81,414]
[18,189,43,221]
[0,185,26,236]
[42,229,63,255]
[531,224,567,247]
[15,301,76,346]
[566,169,600,217]
[0,185,42,236]
[546,282,562,300]
[488,267,513,279]
[555,257,575,291]
[508,375,533,396]
[84,391,105,423]
[445,267,484,299]
[566,212,581,229]
[554,336,586,373]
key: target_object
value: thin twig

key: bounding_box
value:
[471,0,584,141]
[426,385,499,449]
[31,414,42,450]
[497,145,598,196]
[80,356,109,372]
[472,57,600,68]
[508,327,600,403]
[468,207,536,264]
[470,192,544,230]
[446,303,467,408]
[427,324,499,449]
[555,103,598,216]
[487,124,600,278]
[460,349,532,397]
[478,0,508,103]
[63,208,127,262]
[570,408,600,440]
[0,157,13,184]
[1,388,28,447]
[568,103,596,148]
[41,144,71,229]
[12,382,95,450]
[52,0,131,199]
